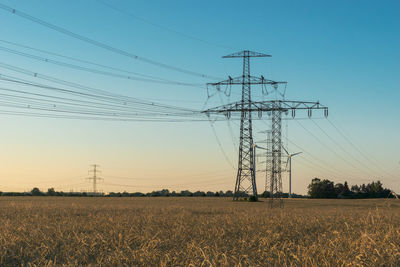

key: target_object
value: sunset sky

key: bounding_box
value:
[0,0,399,194]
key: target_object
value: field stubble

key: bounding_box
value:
[0,197,399,266]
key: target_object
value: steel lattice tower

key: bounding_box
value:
[204,51,328,203]
[264,130,273,194]
[223,51,270,200]
[87,164,103,195]
[270,108,283,207]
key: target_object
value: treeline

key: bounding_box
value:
[1,179,395,199]
[308,178,394,198]
[0,187,306,198]
[110,190,306,198]
[0,187,96,197]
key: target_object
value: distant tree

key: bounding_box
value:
[361,184,367,194]
[150,191,161,197]
[131,192,145,197]
[334,183,351,198]
[342,181,351,197]
[180,190,193,197]
[193,191,206,197]
[351,185,360,193]
[206,191,215,197]
[308,178,392,199]
[365,180,390,198]
[249,195,258,202]
[47,188,56,196]
[307,178,336,198]
[159,189,170,197]
[225,190,233,197]
[261,191,270,198]
[110,192,122,197]
[31,187,44,196]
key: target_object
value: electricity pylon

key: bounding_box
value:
[206,51,272,200]
[87,164,103,195]
[265,130,273,195]
[203,50,328,204]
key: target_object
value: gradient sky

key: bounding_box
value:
[0,0,399,194]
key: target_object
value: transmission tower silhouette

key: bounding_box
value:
[264,130,273,195]
[204,50,328,205]
[87,164,103,195]
[206,51,272,200]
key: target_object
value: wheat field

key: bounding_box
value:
[0,197,399,266]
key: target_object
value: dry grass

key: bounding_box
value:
[0,197,399,266]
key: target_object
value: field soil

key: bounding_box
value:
[0,197,399,266]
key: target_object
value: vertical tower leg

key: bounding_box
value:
[233,52,257,200]
[265,130,272,195]
[270,106,283,207]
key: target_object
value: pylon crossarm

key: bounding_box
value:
[223,50,272,58]
[252,100,326,110]
[203,100,327,115]
[207,76,286,86]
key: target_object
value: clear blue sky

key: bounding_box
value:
[0,0,398,194]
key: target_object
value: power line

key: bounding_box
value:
[106,168,233,181]
[0,42,205,87]
[0,72,215,121]
[0,87,203,120]
[0,39,209,86]
[284,135,370,181]
[0,84,200,117]
[295,120,361,171]
[0,39,153,77]
[95,0,235,50]
[0,3,222,80]
[103,178,233,189]
[294,156,377,183]
[0,73,229,121]
[216,90,238,155]
[310,119,390,179]
[326,116,398,178]
[204,50,328,205]
[0,64,200,113]
[208,117,236,169]
[0,91,199,122]
[297,119,396,182]
[0,109,217,122]
[254,121,365,181]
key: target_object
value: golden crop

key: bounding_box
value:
[0,197,399,266]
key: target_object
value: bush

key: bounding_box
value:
[249,195,258,202]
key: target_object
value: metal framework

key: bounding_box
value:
[87,164,103,195]
[204,51,328,205]
[271,107,283,207]
[207,51,272,200]
[265,131,273,194]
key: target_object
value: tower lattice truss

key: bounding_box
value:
[203,50,328,204]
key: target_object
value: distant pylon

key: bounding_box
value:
[265,130,273,194]
[270,106,283,207]
[87,164,103,194]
